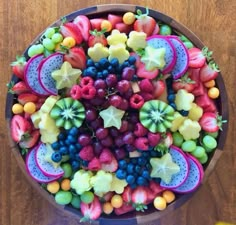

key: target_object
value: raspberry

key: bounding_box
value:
[134,137,149,151]
[148,132,161,147]
[130,94,144,109]
[134,123,148,137]
[80,76,94,87]
[81,85,96,99]
[139,78,154,93]
[70,85,82,100]
[99,148,113,163]
[79,145,95,161]
[88,157,101,171]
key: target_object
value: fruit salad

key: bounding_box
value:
[7,7,227,222]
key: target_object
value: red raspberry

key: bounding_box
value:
[139,78,154,93]
[88,157,101,171]
[148,132,161,147]
[99,148,113,163]
[134,137,149,151]
[79,145,95,161]
[70,85,82,100]
[134,123,148,137]
[130,94,144,109]
[80,77,94,87]
[81,85,96,99]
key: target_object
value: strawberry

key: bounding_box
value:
[90,18,105,31]
[88,29,108,47]
[140,92,154,101]
[195,92,216,112]
[131,186,148,212]
[133,8,156,36]
[151,24,160,35]
[122,186,132,203]
[130,52,141,67]
[172,73,196,92]
[64,47,86,69]
[73,15,91,41]
[19,129,40,149]
[147,132,161,147]
[162,132,173,147]
[115,23,133,34]
[88,157,101,171]
[200,61,219,82]
[199,112,226,132]
[136,62,159,79]
[134,123,148,137]
[144,187,156,203]
[114,203,134,215]
[149,180,165,195]
[192,80,205,96]
[139,78,154,93]
[102,192,114,202]
[107,14,123,28]
[10,115,32,142]
[79,145,95,161]
[153,80,165,98]
[99,148,113,163]
[7,81,30,94]
[60,22,83,44]
[80,196,102,222]
[17,93,39,105]
[101,156,118,172]
[10,55,26,80]
[134,137,149,150]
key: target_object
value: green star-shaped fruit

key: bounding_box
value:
[51,61,82,89]
[150,153,180,184]
[99,105,125,129]
[141,46,166,71]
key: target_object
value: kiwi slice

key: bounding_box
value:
[50,97,85,130]
[139,100,175,133]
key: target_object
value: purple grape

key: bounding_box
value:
[122,67,135,80]
[89,97,105,106]
[116,80,131,93]
[125,144,136,152]
[109,127,119,137]
[85,108,97,121]
[114,136,124,147]
[130,113,139,123]
[101,135,113,147]
[94,79,107,89]
[119,120,129,133]
[90,118,103,130]
[123,131,135,145]
[95,127,109,140]
[114,148,127,160]
[78,134,91,146]
[93,141,103,156]
[109,95,122,107]
[97,88,106,98]
[122,88,133,99]
[118,99,129,110]
[106,74,118,87]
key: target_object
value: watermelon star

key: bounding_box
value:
[150,153,180,184]
[99,105,125,129]
[51,61,82,89]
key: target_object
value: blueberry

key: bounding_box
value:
[118,160,127,169]
[51,152,62,163]
[130,183,137,189]
[99,58,109,68]
[86,59,94,67]
[69,145,77,154]
[128,56,136,65]
[138,157,146,166]
[110,58,119,67]
[116,169,127,179]
[81,160,88,167]
[142,152,149,158]
[58,133,66,140]
[69,153,76,160]
[127,163,134,174]
[51,141,60,150]
[64,139,71,146]
[168,88,175,94]
[86,66,97,78]
[102,69,109,77]
[59,146,68,155]
[69,127,79,137]
[126,175,135,184]
[135,165,141,173]
[67,135,77,144]
[108,65,115,73]
[169,102,176,110]
[71,160,80,171]
[74,154,80,161]
[75,143,82,150]
[150,150,159,157]
[122,61,130,68]
[131,158,137,164]
[97,72,103,79]
[137,176,147,186]
[142,170,150,180]
[179,110,189,116]
[146,163,152,170]
[94,62,100,69]
[167,94,175,103]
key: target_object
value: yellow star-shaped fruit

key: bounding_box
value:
[108,44,130,64]
[99,105,125,129]
[150,153,180,184]
[141,46,166,71]
[88,43,109,62]
[51,61,81,89]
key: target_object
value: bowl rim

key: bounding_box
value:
[5,4,229,225]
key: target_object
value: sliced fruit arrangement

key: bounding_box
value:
[7,7,227,221]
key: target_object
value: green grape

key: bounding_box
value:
[51,33,63,43]
[55,191,72,205]
[71,195,81,209]
[61,163,72,178]
[28,45,39,57]
[198,152,208,164]
[202,135,217,150]
[43,38,55,51]
[34,44,44,54]
[191,146,206,158]
[80,191,94,204]
[184,41,194,49]
[44,27,55,38]
[181,140,197,152]
[205,131,219,139]
[173,132,184,147]
[159,24,172,35]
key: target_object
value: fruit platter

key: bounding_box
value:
[5,4,228,225]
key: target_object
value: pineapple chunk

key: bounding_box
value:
[31,110,42,129]
[170,112,186,132]
[40,129,59,144]
[127,31,147,51]
[88,43,109,62]
[175,89,194,111]
[40,95,60,113]
[107,29,127,45]
[179,119,201,140]
[108,44,130,64]
[188,103,203,121]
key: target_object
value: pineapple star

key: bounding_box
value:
[51,61,82,89]
[150,153,180,184]
[99,105,125,129]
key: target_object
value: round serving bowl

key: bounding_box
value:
[5,4,229,225]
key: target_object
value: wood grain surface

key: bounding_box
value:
[0,0,235,225]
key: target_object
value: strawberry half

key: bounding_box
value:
[131,186,148,212]
[17,93,39,105]
[11,55,26,80]
[122,186,132,203]
[19,129,40,149]
[107,14,123,28]
[90,18,105,31]
[64,47,86,69]
[73,15,91,41]
[60,22,83,44]
[7,81,30,95]
[10,115,32,142]
[153,80,165,98]
[172,73,196,92]
[200,61,220,82]
[88,29,108,47]
[101,156,118,172]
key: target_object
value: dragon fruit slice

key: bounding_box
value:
[147,35,177,74]
[167,36,189,79]
[172,154,203,193]
[160,145,189,189]
[35,142,64,177]
[38,53,63,95]
[26,147,60,183]
[24,54,49,96]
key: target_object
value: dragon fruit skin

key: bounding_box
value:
[160,145,190,189]
[172,153,203,193]
[167,36,189,80]
[24,54,50,96]
[35,142,64,177]
[26,147,61,183]
[146,35,177,74]
[38,53,63,95]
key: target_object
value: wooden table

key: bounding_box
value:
[0,0,235,224]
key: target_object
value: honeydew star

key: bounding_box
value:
[99,105,125,129]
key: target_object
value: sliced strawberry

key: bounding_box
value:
[18,93,39,105]
[80,196,102,222]
[131,186,148,212]
[122,186,132,203]
[153,80,165,98]
[102,192,114,202]
[64,47,86,69]
[8,81,30,94]
[195,92,216,112]
[60,22,83,44]
[11,55,26,80]
[90,18,105,31]
[101,156,118,172]
[99,148,113,163]
[149,180,165,195]
[19,129,40,149]
[145,187,156,203]
[172,73,196,92]
[88,30,108,47]
[151,24,160,35]
[114,203,134,215]
[200,61,219,82]
[73,15,91,41]
[108,14,123,28]
[139,78,154,93]
[136,62,159,79]
[188,48,206,68]
[115,23,133,34]
[11,115,32,142]
[162,132,173,147]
